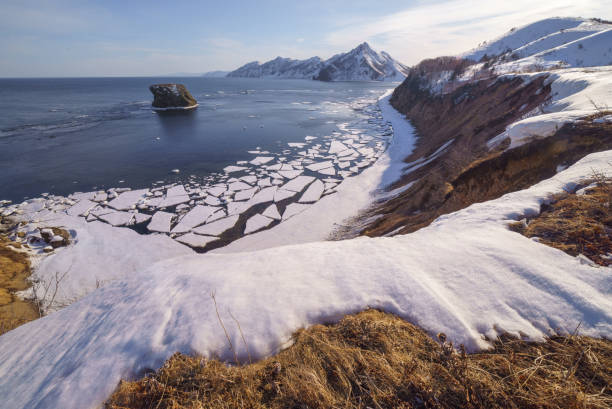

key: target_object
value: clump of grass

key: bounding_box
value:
[510,175,612,266]
[106,309,611,409]
[0,232,38,335]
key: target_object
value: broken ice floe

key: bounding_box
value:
[2,93,393,252]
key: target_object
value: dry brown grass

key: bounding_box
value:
[106,310,611,409]
[511,179,612,266]
[0,230,38,335]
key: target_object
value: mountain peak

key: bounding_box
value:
[355,42,373,52]
[227,42,408,82]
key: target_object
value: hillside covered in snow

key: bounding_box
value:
[227,42,409,81]
[461,17,612,72]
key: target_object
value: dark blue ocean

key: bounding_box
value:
[0,77,392,203]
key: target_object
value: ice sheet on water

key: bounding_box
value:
[207,186,226,197]
[306,161,334,172]
[98,211,134,227]
[248,186,277,206]
[299,180,324,203]
[278,170,302,179]
[134,213,152,224]
[147,211,174,233]
[171,205,221,234]
[175,233,217,249]
[240,175,258,184]
[257,178,272,187]
[228,181,252,191]
[107,189,148,211]
[206,210,226,223]
[328,140,349,154]
[166,185,187,197]
[227,201,250,216]
[281,176,315,192]
[204,196,221,206]
[262,204,282,220]
[244,214,274,235]
[158,195,190,208]
[317,167,336,176]
[234,187,258,201]
[67,200,97,217]
[192,215,239,236]
[224,166,248,173]
[250,157,274,166]
[282,203,311,220]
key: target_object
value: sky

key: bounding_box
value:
[1,0,611,77]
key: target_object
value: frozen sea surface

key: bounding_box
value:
[1,77,397,250]
[0,77,394,203]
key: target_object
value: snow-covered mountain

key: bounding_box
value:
[461,17,612,72]
[227,56,323,79]
[227,42,409,81]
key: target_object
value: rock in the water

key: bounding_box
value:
[149,84,198,110]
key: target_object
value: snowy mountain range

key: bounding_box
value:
[461,17,612,72]
[227,42,409,82]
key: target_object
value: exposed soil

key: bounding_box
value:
[510,180,612,266]
[106,309,611,409]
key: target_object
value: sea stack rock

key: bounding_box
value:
[149,84,198,110]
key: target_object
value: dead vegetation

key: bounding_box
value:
[0,229,37,335]
[510,175,612,266]
[0,217,72,334]
[106,310,611,409]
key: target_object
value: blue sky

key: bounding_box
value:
[1,0,611,77]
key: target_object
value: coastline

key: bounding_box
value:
[213,91,416,253]
[151,103,199,111]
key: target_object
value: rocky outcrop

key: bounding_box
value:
[149,84,198,110]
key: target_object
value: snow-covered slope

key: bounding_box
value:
[462,17,612,72]
[227,43,409,81]
[488,66,612,150]
[0,92,611,409]
[227,56,323,79]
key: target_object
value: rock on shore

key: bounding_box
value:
[149,84,198,110]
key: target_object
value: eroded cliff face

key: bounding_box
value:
[356,58,612,237]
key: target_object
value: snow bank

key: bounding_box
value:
[462,17,612,71]
[214,91,416,252]
[1,148,611,409]
[496,27,612,72]
[489,66,612,150]
[23,212,191,309]
[462,17,586,61]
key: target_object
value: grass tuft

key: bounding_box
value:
[510,176,612,266]
[106,309,611,409]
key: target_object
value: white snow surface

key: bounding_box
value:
[1,148,611,409]
[26,214,191,309]
[462,17,612,71]
[488,66,612,150]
